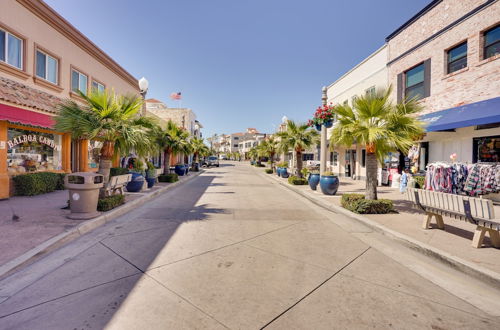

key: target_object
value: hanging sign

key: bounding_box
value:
[7,134,61,151]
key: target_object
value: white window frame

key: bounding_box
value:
[36,49,58,84]
[0,28,23,70]
[91,80,105,93]
[71,69,88,94]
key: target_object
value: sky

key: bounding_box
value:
[45,0,430,139]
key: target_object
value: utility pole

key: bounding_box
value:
[320,86,328,175]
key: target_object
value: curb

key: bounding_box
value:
[0,170,204,279]
[255,166,500,289]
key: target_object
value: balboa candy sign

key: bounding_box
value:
[7,134,61,151]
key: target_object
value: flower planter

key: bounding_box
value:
[308,173,320,190]
[324,120,333,128]
[315,124,322,131]
[320,175,339,195]
[174,164,186,176]
[126,172,145,192]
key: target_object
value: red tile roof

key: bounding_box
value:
[146,98,163,103]
[0,76,63,114]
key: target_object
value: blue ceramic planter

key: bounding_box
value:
[277,167,282,177]
[126,172,145,192]
[146,177,156,188]
[315,124,322,131]
[174,164,186,176]
[319,175,339,195]
[308,173,320,190]
[281,168,289,178]
[324,120,333,128]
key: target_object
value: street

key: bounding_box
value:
[0,162,497,329]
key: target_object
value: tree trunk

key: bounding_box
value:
[270,152,275,172]
[365,152,378,200]
[296,151,303,178]
[163,150,171,175]
[98,159,112,198]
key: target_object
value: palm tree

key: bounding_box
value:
[258,136,279,171]
[247,147,258,162]
[330,87,425,200]
[55,90,157,187]
[154,120,191,175]
[190,137,209,167]
[276,120,319,178]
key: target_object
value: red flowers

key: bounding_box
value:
[309,104,335,126]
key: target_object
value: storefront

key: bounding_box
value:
[0,103,72,199]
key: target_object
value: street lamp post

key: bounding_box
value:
[138,77,149,117]
[320,86,328,176]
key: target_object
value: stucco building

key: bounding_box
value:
[0,0,141,199]
[326,45,388,180]
[387,0,500,166]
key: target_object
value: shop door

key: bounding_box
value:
[345,150,356,178]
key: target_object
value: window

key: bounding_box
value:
[330,151,338,166]
[0,28,23,69]
[365,86,375,97]
[473,136,500,163]
[233,144,238,148]
[71,69,88,94]
[361,149,366,167]
[484,25,500,59]
[302,154,314,161]
[405,63,425,100]
[234,137,239,140]
[36,50,58,84]
[447,42,467,73]
[91,81,105,94]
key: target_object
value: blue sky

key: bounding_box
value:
[46,0,430,138]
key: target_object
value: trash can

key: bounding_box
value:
[65,172,104,220]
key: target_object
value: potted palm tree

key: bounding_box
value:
[55,90,157,197]
[190,137,209,172]
[330,87,425,200]
[277,120,319,178]
[258,136,279,172]
[145,161,157,188]
[154,120,190,176]
[127,158,146,192]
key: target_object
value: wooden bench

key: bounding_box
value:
[104,174,132,196]
[406,188,500,248]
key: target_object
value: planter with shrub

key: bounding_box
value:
[319,171,339,195]
[110,167,129,177]
[265,169,273,174]
[97,194,125,212]
[341,193,394,214]
[158,173,179,183]
[288,175,308,185]
[145,161,157,188]
[13,172,66,196]
[413,175,425,189]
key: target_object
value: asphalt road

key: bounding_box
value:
[0,162,497,329]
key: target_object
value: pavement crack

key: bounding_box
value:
[260,246,371,329]
[0,273,140,320]
[99,241,145,274]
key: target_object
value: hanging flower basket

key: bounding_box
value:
[308,104,336,129]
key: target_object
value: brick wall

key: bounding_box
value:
[387,0,500,114]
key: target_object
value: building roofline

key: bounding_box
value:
[327,44,387,89]
[385,0,443,42]
[17,0,139,91]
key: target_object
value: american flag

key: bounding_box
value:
[170,92,182,100]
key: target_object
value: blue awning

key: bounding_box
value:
[420,97,500,132]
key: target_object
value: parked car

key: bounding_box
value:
[207,156,220,167]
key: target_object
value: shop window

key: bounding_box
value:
[0,28,23,69]
[303,154,314,161]
[91,80,105,94]
[330,151,338,166]
[476,122,500,130]
[71,69,88,94]
[473,136,500,163]
[7,128,63,174]
[484,25,500,60]
[447,42,467,74]
[88,140,102,169]
[36,50,58,84]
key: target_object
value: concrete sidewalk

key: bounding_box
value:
[260,168,500,281]
[0,172,201,273]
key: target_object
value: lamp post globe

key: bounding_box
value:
[138,77,149,116]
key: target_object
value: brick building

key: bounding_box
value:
[387,0,500,166]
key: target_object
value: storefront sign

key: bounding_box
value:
[7,134,61,151]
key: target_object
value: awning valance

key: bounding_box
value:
[420,97,500,132]
[0,103,55,129]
